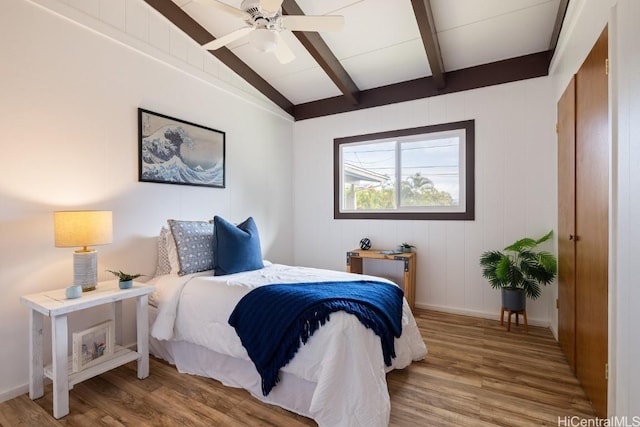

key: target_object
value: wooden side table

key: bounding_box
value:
[346,249,416,309]
[20,280,154,419]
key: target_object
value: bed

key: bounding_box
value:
[147,218,427,427]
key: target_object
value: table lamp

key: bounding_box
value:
[54,210,113,292]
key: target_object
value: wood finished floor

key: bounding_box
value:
[0,309,595,426]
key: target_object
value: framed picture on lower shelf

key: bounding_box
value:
[72,320,115,372]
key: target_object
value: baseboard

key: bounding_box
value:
[414,303,551,328]
[0,384,28,404]
[549,323,559,340]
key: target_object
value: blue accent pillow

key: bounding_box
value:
[168,219,214,275]
[213,216,264,276]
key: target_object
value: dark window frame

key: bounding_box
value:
[333,120,475,220]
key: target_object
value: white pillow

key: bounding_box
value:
[154,227,171,277]
[166,227,180,274]
[154,226,180,276]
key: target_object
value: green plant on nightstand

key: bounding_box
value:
[106,270,143,289]
[398,242,415,253]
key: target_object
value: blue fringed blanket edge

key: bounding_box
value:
[228,280,404,396]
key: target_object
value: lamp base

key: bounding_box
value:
[73,250,98,292]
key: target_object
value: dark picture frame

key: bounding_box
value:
[138,108,225,188]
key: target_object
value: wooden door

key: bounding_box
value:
[575,27,609,418]
[557,76,576,373]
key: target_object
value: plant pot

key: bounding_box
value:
[501,288,526,311]
[119,280,133,289]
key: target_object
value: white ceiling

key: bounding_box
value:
[168,0,562,108]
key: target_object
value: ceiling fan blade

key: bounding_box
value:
[193,0,250,20]
[259,0,284,15]
[274,32,295,64]
[202,27,254,50]
[281,15,345,32]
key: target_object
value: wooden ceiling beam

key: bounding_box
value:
[142,0,294,115]
[281,0,360,106]
[143,1,566,122]
[294,51,552,121]
[410,0,446,89]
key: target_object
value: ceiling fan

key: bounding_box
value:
[195,0,344,64]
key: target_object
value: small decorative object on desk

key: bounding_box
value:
[65,285,82,299]
[398,243,415,253]
[359,237,371,250]
[106,270,143,289]
[378,249,402,255]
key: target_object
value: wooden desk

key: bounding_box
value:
[346,249,416,309]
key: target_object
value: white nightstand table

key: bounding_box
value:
[20,280,155,419]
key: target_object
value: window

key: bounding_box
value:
[334,120,474,220]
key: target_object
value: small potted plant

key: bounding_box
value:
[106,270,143,289]
[398,242,415,253]
[479,230,557,312]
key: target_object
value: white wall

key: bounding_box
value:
[0,0,293,401]
[549,0,640,416]
[292,77,557,326]
[610,0,640,417]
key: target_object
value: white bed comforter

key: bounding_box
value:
[150,263,427,427]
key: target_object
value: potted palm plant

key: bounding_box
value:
[479,230,557,311]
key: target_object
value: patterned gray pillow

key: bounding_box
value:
[167,219,214,275]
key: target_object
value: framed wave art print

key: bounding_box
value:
[138,108,226,188]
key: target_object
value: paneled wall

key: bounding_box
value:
[611,0,640,413]
[0,0,293,401]
[3,0,638,417]
[292,78,557,325]
[549,0,640,415]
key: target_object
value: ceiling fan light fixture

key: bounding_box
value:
[250,29,277,53]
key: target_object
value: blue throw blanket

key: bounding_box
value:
[228,280,404,396]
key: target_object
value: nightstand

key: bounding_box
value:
[346,249,416,310]
[20,280,155,419]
